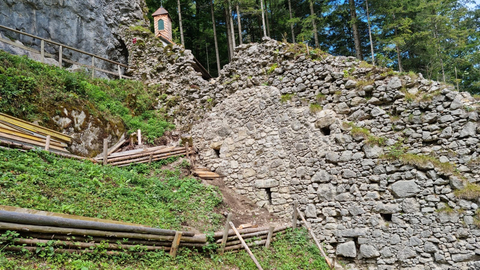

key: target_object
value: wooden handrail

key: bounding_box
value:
[0,24,128,68]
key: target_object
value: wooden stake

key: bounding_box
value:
[148,153,153,165]
[265,226,274,249]
[58,45,63,68]
[296,207,333,269]
[103,138,108,165]
[170,231,182,257]
[91,56,95,79]
[117,65,122,79]
[292,201,298,229]
[44,135,51,151]
[229,221,263,270]
[137,129,142,146]
[40,40,45,63]
[219,213,232,255]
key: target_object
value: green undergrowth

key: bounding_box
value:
[0,51,173,143]
[344,122,386,146]
[0,228,329,270]
[0,148,222,231]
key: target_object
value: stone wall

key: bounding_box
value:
[190,38,480,269]
[0,0,147,70]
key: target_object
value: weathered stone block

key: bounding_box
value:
[336,241,357,258]
[391,180,420,198]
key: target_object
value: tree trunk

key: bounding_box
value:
[236,4,243,45]
[393,13,403,72]
[177,0,185,46]
[349,0,363,60]
[225,8,233,61]
[228,0,236,49]
[309,0,319,47]
[205,39,210,73]
[211,0,221,74]
[265,0,271,37]
[365,0,375,65]
[260,0,267,37]
[288,0,295,43]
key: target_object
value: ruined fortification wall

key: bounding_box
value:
[191,38,480,269]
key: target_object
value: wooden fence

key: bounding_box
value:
[0,24,130,79]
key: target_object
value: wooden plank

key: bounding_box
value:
[265,226,274,248]
[229,221,264,270]
[113,151,192,167]
[0,113,72,143]
[296,207,333,269]
[170,231,182,257]
[0,132,68,152]
[103,139,108,165]
[0,126,65,148]
[219,213,232,255]
[137,129,142,146]
[293,201,298,229]
[213,225,289,239]
[44,135,50,151]
[107,135,126,156]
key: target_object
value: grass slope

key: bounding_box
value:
[0,51,175,143]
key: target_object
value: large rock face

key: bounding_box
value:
[0,0,146,68]
[191,38,480,269]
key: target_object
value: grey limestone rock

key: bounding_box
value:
[391,181,420,198]
[336,241,357,258]
[360,244,380,258]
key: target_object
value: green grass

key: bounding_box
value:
[0,228,329,270]
[344,122,386,146]
[0,51,174,144]
[454,183,480,200]
[267,63,278,74]
[280,93,295,103]
[0,148,222,231]
[309,103,323,113]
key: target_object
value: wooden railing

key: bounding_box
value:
[0,24,130,79]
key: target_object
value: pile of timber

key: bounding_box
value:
[95,145,194,167]
[0,206,291,257]
[0,206,203,255]
[0,113,72,155]
[214,225,289,252]
[193,168,222,179]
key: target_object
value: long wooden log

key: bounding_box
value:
[13,238,169,251]
[229,221,264,270]
[0,132,67,152]
[296,207,333,269]
[213,225,289,239]
[0,222,204,243]
[4,246,155,255]
[0,138,89,161]
[113,151,193,167]
[224,239,267,252]
[100,146,176,160]
[216,230,269,243]
[0,127,65,148]
[223,234,269,247]
[0,113,72,143]
[108,148,190,164]
[0,210,194,237]
[17,232,206,248]
[219,213,232,255]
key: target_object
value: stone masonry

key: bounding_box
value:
[189,38,480,269]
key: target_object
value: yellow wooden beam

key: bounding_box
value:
[0,127,66,148]
[0,113,72,143]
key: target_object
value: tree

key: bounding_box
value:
[211,0,221,73]
[349,0,363,60]
[177,0,185,46]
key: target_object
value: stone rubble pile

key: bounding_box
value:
[189,38,480,269]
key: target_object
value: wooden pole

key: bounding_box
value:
[91,56,95,79]
[265,226,274,249]
[103,138,108,165]
[58,45,63,68]
[148,153,153,165]
[296,207,333,269]
[229,221,264,270]
[44,135,51,151]
[40,39,45,63]
[170,231,182,257]
[219,213,232,255]
[292,201,298,229]
[137,129,142,146]
[117,65,122,79]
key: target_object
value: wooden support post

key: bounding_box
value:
[264,226,274,249]
[169,231,182,257]
[148,153,153,165]
[117,65,122,79]
[229,221,264,270]
[292,201,298,229]
[103,139,108,165]
[219,213,232,255]
[44,135,51,151]
[58,45,63,68]
[91,57,95,79]
[137,129,142,146]
[40,40,45,63]
[296,207,333,269]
